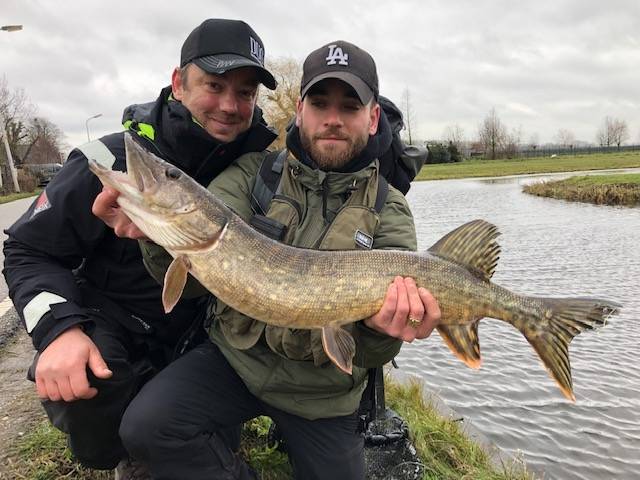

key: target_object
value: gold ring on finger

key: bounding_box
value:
[407,316,422,328]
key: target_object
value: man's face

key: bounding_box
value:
[296,79,380,170]
[171,64,259,143]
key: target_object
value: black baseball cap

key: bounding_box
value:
[180,19,277,90]
[300,40,379,104]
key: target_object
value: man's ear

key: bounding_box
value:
[295,97,303,127]
[171,67,184,101]
[368,102,381,135]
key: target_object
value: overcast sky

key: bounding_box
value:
[2,0,639,151]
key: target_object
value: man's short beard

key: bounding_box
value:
[299,120,369,170]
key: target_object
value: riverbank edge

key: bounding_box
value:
[522,174,640,206]
[386,367,531,475]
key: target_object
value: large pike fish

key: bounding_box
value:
[89,135,620,401]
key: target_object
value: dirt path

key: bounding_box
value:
[0,309,45,477]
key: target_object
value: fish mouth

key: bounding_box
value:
[86,135,174,213]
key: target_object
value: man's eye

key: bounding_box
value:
[239,90,256,100]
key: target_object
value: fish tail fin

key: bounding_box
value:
[522,297,620,402]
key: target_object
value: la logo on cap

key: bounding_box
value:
[326,44,349,66]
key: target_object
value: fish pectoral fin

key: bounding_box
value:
[321,326,356,375]
[436,322,482,369]
[427,220,501,282]
[162,255,191,313]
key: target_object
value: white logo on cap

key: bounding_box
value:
[250,37,264,64]
[326,45,349,66]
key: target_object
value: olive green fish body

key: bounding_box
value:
[88,135,620,401]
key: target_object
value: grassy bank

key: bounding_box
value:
[7,380,532,480]
[416,151,640,181]
[523,173,640,206]
[0,189,40,204]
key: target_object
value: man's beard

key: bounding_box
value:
[299,122,369,170]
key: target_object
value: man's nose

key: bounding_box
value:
[219,91,239,114]
[323,106,344,128]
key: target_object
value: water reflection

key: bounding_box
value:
[402,172,640,480]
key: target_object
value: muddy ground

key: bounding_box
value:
[0,309,46,478]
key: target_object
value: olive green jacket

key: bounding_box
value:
[141,150,417,419]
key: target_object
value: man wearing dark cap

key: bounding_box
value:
[117,40,440,480]
[2,19,277,479]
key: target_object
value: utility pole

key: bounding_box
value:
[85,113,102,141]
[1,24,24,193]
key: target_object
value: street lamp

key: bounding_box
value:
[1,24,23,193]
[85,113,102,142]
[1,25,23,32]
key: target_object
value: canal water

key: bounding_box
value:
[400,170,640,479]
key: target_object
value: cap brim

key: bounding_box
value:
[194,54,277,90]
[300,71,374,105]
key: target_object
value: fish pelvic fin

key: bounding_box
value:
[162,255,191,313]
[523,297,621,402]
[436,322,482,369]
[321,326,356,375]
[428,220,501,282]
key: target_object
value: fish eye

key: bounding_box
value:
[165,168,182,180]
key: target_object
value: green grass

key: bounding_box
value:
[0,189,40,204]
[416,151,640,180]
[523,174,640,206]
[556,173,640,186]
[8,381,534,479]
[385,379,532,480]
[7,420,111,480]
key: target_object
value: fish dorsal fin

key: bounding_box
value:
[428,220,501,281]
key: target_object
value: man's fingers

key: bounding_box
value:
[35,375,49,400]
[405,277,425,321]
[91,187,120,218]
[414,287,441,339]
[87,347,112,380]
[44,379,62,402]
[56,377,76,402]
[70,370,97,400]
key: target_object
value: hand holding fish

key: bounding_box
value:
[365,276,440,342]
[92,187,147,240]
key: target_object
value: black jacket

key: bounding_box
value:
[2,87,276,351]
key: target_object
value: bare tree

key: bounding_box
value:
[503,126,522,159]
[555,128,576,147]
[478,108,506,159]
[258,57,302,150]
[443,124,465,153]
[528,132,540,150]
[1,76,35,192]
[401,87,415,145]
[611,118,629,149]
[596,116,630,149]
[23,117,66,165]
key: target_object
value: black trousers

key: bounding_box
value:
[120,340,366,480]
[28,311,233,470]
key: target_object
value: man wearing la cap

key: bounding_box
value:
[2,19,277,479]
[118,40,440,480]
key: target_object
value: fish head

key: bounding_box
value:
[88,133,226,251]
